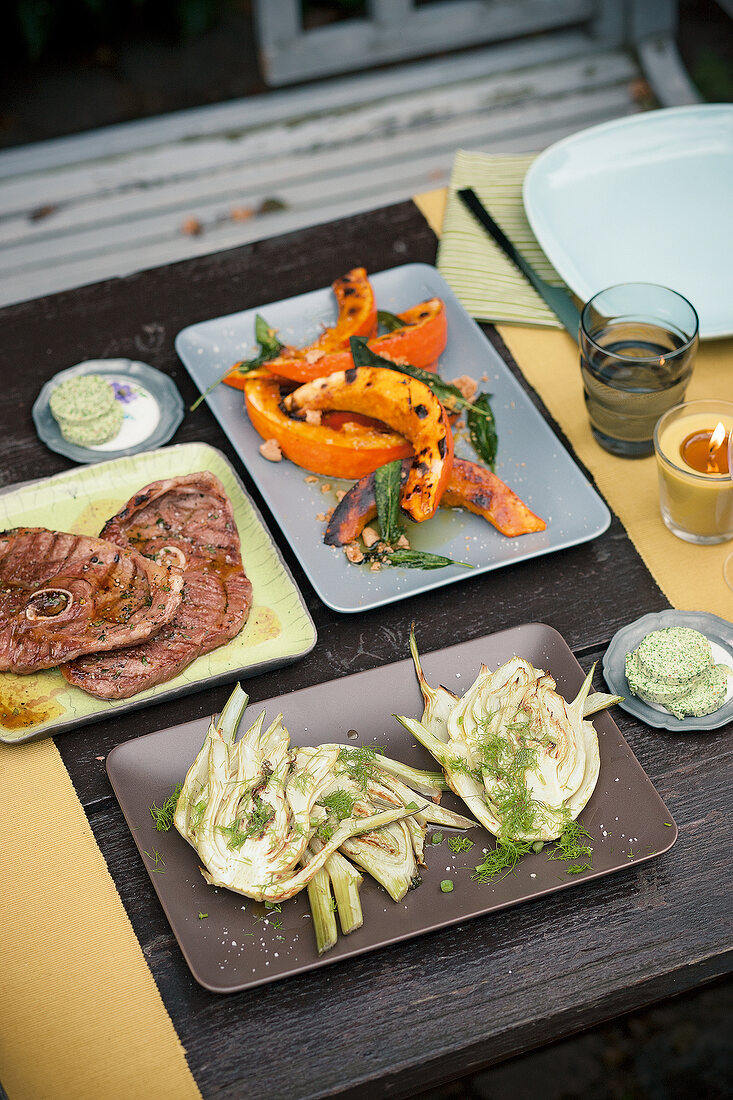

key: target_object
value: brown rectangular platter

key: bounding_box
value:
[106,623,677,994]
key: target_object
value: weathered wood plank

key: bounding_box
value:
[0,62,637,260]
[0,84,637,272]
[0,53,637,218]
[0,32,615,179]
[0,93,637,305]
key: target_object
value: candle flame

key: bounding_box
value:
[709,421,726,454]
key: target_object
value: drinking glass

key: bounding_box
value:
[579,283,699,457]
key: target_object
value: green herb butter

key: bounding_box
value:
[49,374,123,446]
[625,626,731,719]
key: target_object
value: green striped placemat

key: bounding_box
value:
[436,149,565,328]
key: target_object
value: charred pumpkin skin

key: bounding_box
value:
[223,267,377,392]
[325,457,545,544]
[283,367,453,523]
[266,298,447,384]
[244,378,411,479]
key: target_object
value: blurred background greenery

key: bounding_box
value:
[4,0,365,60]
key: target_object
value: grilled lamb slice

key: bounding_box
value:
[0,527,183,673]
[62,472,252,699]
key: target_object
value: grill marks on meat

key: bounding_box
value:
[0,528,183,673]
[62,472,252,699]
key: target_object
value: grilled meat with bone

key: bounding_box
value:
[0,527,183,673]
[62,472,252,699]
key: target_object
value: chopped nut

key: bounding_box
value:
[305,475,318,483]
[396,534,410,549]
[362,526,380,548]
[344,543,364,564]
[369,561,382,572]
[335,489,347,502]
[230,206,254,222]
[305,409,322,426]
[304,348,325,363]
[450,374,478,402]
[316,513,328,523]
[320,482,331,493]
[259,438,283,462]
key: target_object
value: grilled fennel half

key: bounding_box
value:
[395,629,622,843]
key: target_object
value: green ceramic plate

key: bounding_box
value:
[0,442,316,744]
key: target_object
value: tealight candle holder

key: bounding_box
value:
[654,399,733,544]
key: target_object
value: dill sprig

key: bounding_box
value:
[448,835,474,853]
[317,789,357,820]
[190,798,207,831]
[217,794,275,849]
[337,745,384,789]
[547,820,594,865]
[149,784,182,831]
[472,838,534,882]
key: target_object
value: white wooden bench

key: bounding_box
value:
[0,0,700,309]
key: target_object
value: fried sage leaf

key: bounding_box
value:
[376,309,404,333]
[374,459,404,545]
[190,314,283,410]
[375,549,472,570]
[467,392,498,470]
[349,337,466,410]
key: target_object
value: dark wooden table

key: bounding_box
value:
[2,201,731,1100]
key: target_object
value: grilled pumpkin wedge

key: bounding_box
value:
[267,298,447,384]
[223,267,377,392]
[325,457,546,544]
[244,377,412,479]
[283,367,453,522]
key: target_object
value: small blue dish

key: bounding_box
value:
[33,359,184,464]
[603,609,733,732]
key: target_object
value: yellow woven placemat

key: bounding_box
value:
[0,739,202,1100]
[415,186,733,617]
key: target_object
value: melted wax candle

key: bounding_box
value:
[680,422,729,475]
[654,402,733,544]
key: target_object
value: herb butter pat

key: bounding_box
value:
[625,626,732,719]
[49,373,123,446]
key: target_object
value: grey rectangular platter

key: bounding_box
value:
[107,623,677,994]
[175,263,611,613]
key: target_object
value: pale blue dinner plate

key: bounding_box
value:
[176,263,610,614]
[523,105,733,339]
